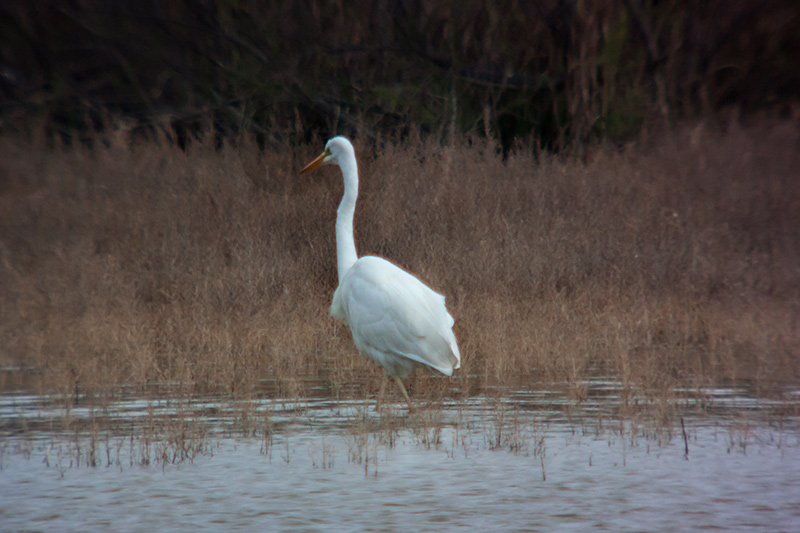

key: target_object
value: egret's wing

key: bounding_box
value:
[335,257,460,375]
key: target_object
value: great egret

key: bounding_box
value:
[300,136,461,411]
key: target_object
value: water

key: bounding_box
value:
[1,382,799,531]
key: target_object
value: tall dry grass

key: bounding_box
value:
[1,118,798,405]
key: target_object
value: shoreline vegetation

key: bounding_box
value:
[1,117,799,417]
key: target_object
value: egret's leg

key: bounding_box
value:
[375,376,388,412]
[393,376,415,412]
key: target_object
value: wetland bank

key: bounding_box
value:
[1,120,800,529]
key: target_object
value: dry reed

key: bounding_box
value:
[1,118,798,409]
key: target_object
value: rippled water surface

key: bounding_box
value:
[1,382,799,531]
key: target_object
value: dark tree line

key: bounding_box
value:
[1,0,798,150]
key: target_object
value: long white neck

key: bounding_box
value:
[335,148,359,283]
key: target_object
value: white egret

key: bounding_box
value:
[300,136,461,411]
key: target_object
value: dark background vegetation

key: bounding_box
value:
[2,0,798,150]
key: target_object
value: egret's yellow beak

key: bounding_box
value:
[300,150,327,174]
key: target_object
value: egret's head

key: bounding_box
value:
[300,136,354,174]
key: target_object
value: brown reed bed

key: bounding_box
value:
[1,118,798,413]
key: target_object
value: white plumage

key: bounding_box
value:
[301,136,460,410]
